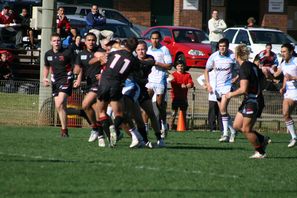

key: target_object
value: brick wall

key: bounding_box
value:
[113,0,151,27]
[261,14,288,32]
[173,0,202,29]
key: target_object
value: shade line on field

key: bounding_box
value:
[0,152,239,179]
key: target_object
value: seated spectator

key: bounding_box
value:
[86,4,108,45]
[0,6,23,48]
[18,8,34,48]
[56,6,77,42]
[0,52,13,80]
[257,43,279,79]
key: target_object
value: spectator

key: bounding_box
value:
[257,43,279,79]
[169,60,194,130]
[86,4,108,45]
[208,9,227,53]
[0,6,23,48]
[0,52,13,80]
[197,72,223,133]
[68,35,84,57]
[18,8,34,48]
[247,17,256,27]
[56,6,77,42]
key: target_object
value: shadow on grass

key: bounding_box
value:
[166,145,246,150]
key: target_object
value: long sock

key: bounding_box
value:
[144,123,149,134]
[254,131,264,143]
[129,127,142,141]
[96,121,104,137]
[286,120,297,139]
[255,145,265,155]
[91,124,98,131]
[222,115,229,136]
[228,116,236,135]
[99,116,111,139]
[138,126,148,143]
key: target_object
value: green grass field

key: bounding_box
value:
[0,126,297,198]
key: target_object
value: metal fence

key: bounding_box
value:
[0,80,295,132]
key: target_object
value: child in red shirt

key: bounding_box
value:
[169,60,194,129]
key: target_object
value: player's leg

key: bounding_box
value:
[82,92,99,142]
[283,99,297,148]
[54,92,68,137]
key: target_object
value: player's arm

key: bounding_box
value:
[226,79,248,99]
[155,61,171,70]
[73,64,82,88]
[186,74,194,88]
[88,52,107,65]
[280,75,287,95]
[43,66,50,87]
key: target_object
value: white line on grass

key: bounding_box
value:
[0,152,239,179]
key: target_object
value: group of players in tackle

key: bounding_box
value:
[43,31,297,158]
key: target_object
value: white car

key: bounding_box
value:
[224,27,297,62]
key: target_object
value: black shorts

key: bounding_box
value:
[86,81,99,93]
[171,99,188,111]
[138,86,151,104]
[52,80,73,97]
[97,80,123,101]
[238,99,258,119]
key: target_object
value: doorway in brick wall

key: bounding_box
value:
[151,0,174,26]
[226,0,260,27]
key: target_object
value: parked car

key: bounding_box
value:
[142,26,211,68]
[57,2,145,35]
[67,15,141,39]
[224,27,297,62]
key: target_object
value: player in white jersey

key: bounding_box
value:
[275,43,297,148]
[146,31,172,137]
[204,38,238,142]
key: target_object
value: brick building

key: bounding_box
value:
[64,0,297,39]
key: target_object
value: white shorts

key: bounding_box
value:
[145,82,165,95]
[215,86,232,101]
[284,89,297,101]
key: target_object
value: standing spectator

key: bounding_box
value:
[169,60,194,130]
[18,8,34,48]
[43,33,74,137]
[247,17,256,27]
[226,44,270,159]
[0,52,13,80]
[0,6,23,48]
[56,6,77,43]
[68,35,84,57]
[146,31,172,138]
[204,38,237,143]
[274,43,297,148]
[257,43,279,79]
[208,9,227,53]
[197,71,223,132]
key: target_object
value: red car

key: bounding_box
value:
[142,26,211,68]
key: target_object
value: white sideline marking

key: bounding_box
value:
[0,152,239,179]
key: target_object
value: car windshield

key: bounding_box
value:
[97,24,140,38]
[250,30,294,44]
[173,29,208,43]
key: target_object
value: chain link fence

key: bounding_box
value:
[0,80,295,132]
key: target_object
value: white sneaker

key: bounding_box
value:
[157,139,166,148]
[98,136,106,147]
[88,130,99,142]
[229,134,236,143]
[109,125,117,147]
[219,136,229,142]
[145,141,153,149]
[249,151,266,159]
[288,138,297,148]
[130,138,140,148]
